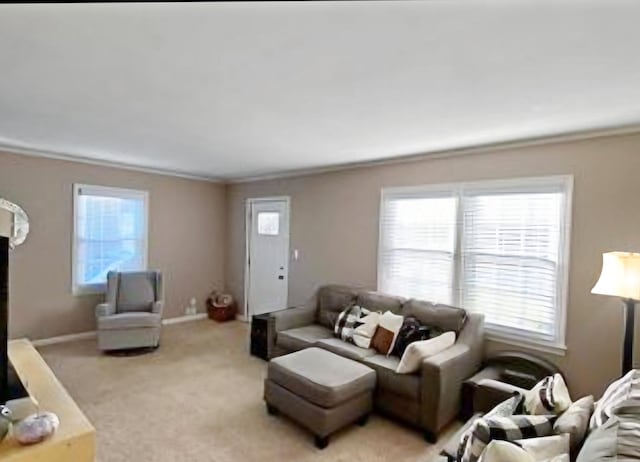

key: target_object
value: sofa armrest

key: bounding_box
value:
[473,378,528,414]
[96,303,115,319]
[271,305,317,333]
[421,343,479,435]
[152,300,164,316]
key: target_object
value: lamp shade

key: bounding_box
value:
[592,252,640,301]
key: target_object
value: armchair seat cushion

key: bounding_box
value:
[98,312,161,331]
[276,325,333,351]
[315,338,377,361]
[363,354,421,400]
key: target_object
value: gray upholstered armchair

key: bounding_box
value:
[96,271,164,351]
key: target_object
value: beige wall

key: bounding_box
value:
[226,132,640,398]
[0,151,226,340]
[0,209,12,238]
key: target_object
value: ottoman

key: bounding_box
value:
[264,347,376,449]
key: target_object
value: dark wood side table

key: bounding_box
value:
[250,313,274,360]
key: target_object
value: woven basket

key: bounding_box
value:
[206,293,237,322]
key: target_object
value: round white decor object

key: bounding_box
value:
[14,412,60,445]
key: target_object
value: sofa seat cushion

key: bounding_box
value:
[316,338,377,361]
[363,354,420,400]
[267,347,376,408]
[276,325,333,352]
[98,312,161,330]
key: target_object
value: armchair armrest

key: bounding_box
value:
[152,300,164,315]
[421,343,478,434]
[473,378,528,414]
[96,303,115,318]
[271,305,316,333]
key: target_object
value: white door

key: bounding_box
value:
[246,198,290,316]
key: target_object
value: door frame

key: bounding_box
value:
[243,196,291,320]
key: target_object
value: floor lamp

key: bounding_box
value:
[592,251,640,374]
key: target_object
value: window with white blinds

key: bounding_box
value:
[379,176,572,351]
[73,184,149,294]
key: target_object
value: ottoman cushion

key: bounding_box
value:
[268,347,376,408]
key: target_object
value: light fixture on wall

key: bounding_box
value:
[592,251,640,374]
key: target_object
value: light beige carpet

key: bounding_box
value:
[38,320,457,462]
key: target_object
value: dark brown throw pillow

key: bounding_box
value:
[371,326,395,355]
[391,316,443,357]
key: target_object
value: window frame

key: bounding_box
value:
[378,175,573,355]
[72,183,150,295]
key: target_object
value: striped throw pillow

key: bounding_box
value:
[334,304,369,343]
[590,369,640,430]
[457,394,523,462]
[461,414,555,462]
[525,374,572,415]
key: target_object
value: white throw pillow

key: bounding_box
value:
[480,441,534,462]
[395,331,456,374]
[353,312,381,348]
[525,374,572,415]
[377,311,404,356]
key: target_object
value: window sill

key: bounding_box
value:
[73,284,106,296]
[486,333,567,357]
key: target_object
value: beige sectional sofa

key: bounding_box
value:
[268,284,485,441]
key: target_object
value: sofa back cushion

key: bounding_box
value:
[401,299,467,333]
[317,285,358,329]
[356,291,405,314]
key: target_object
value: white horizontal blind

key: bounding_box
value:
[461,185,567,345]
[73,185,148,293]
[379,177,571,349]
[379,190,458,304]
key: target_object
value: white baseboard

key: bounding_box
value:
[30,313,208,347]
[161,313,207,325]
[31,331,97,347]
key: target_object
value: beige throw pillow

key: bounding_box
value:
[395,331,456,374]
[553,396,594,451]
[516,434,570,462]
[352,312,380,348]
[480,441,534,462]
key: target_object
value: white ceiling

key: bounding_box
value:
[0,1,639,181]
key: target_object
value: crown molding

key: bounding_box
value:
[228,123,640,184]
[0,142,223,183]
[2,123,640,185]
